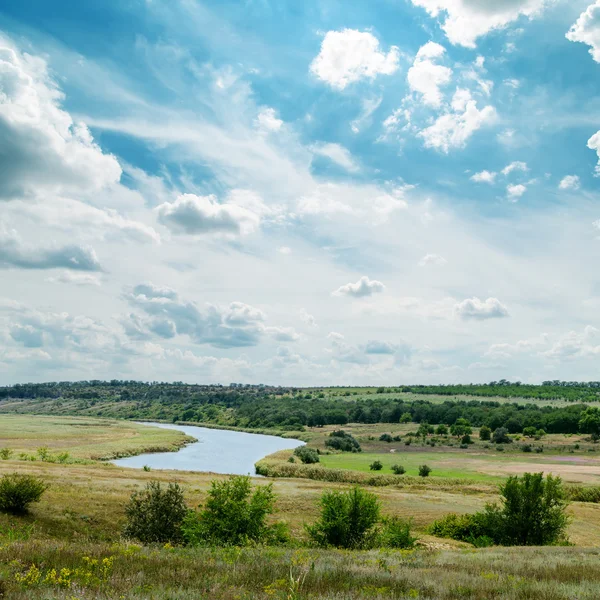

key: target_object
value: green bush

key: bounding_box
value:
[393,435,402,442]
[418,465,431,477]
[294,446,320,464]
[436,424,448,436]
[430,473,570,546]
[522,444,532,453]
[325,431,361,453]
[123,481,187,544]
[492,428,512,444]
[370,460,383,471]
[391,464,406,475]
[461,434,473,445]
[307,486,380,549]
[0,473,47,514]
[380,516,417,549]
[523,426,537,438]
[0,448,13,460]
[182,476,285,547]
[479,426,492,441]
[566,485,600,503]
[379,434,393,443]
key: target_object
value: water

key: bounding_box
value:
[113,422,304,475]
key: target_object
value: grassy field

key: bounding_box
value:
[2,415,600,598]
[0,414,195,460]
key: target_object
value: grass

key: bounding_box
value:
[0,414,195,460]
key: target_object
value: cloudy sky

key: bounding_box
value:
[2,0,600,386]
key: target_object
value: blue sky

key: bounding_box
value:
[2,0,600,385]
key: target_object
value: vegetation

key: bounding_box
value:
[429,473,570,546]
[123,481,187,544]
[369,460,383,471]
[391,464,406,475]
[306,486,381,549]
[418,465,432,477]
[183,476,285,546]
[0,473,47,514]
[325,430,361,452]
[293,446,320,464]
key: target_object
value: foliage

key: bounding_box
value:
[479,426,491,441]
[418,465,431,478]
[436,424,448,435]
[379,516,417,549]
[123,481,187,544]
[325,431,361,453]
[450,418,472,437]
[182,476,285,547]
[0,473,47,514]
[579,407,600,440]
[294,446,320,464]
[391,464,406,475]
[379,433,393,443]
[0,448,13,460]
[523,426,537,438]
[461,434,473,445]
[492,427,512,444]
[306,486,381,549]
[369,460,383,471]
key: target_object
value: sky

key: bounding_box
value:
[2,0,600,386]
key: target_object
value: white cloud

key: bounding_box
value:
[254,107,283,132]
[418,253,447,267]
[559,175,581,190]
[300,309,318,328]
[156,191,266,236]
[542,326,600,360]
[587,130,600,175]
[332,276,386,298]
[0,226,102,272]
[0,43,121,201]
[409,0,551,48]
[507,183,527,200]
[310,29,400,90]
[502,161,528,175]
[311,142,359,172]
[566,1,600,63]
[419,90,496,153]
[277,246,292,254]
[470,170,497,183]
[45,272,102,286]
[407,41,453,107]
[454,297,509,320]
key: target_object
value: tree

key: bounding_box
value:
[182,476,283,546]
[436,424,448,436]
[370,460,383,471]
[492,427,511,444]
[0,473,47,514]
[579,407,600,441]
[522,426,537,438]
[479,426,491,441]
[307,486,380,549]
[294,446,320,464]
[123,481,188,544]
[418,465,432,477]
[450,418,472,437]
[400,413,412,423]
[495,473,570,546]
[392,464,406,475]
[325,431,361,452]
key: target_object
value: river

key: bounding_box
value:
[112,422,304,475]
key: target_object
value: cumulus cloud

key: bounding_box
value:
[254,107,283,132]
[332,276,386,298]
[507,183,527,201]
[45,272,102,286]
[364,340,399,354]
[124,283,296,349]
[470,170,497,183]
[419,89,496,153]
[587,131,600,175]
[418,253,447,267]
[0,43,121,201]
[311,142,359,172]
[502,161,528,175]
[409,0,550,48]
[407,42,453,107]
[310,29,400,90]
[559,175,581,190]
[566,1,600,63]
[156,191,267,236]
[300,309,318,327]
[454,297,509,320]
[0,226,102,271]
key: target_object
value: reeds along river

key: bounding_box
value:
[112,422,304,475]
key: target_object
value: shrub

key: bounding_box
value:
[0,473,47,514]
[379,434,393,443]
[307,486,380,549]
[393,435,402,442]
[294,446,320,464]
[404,440,412,446]
[380,516,417,549]
[536,429,546,438]
[523,426,537,438]
[451,418,472,437]
[325,431,361,453]
[400,413,412,423]
[522,444,532,453]
[182,476,284,546]
[479,426,492,441]
[418,465,431,478]
[391,464,406,475]
[459,444,469,449]
[287,456,295,463]
[0,448,13,460]
[535,446,544,454]
[461,434,473,445]
[436,424,448,436]
[123,481,187,544]
[492,428,512,444]
[370,460,383,471]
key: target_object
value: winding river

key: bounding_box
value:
[113,422,304,475]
